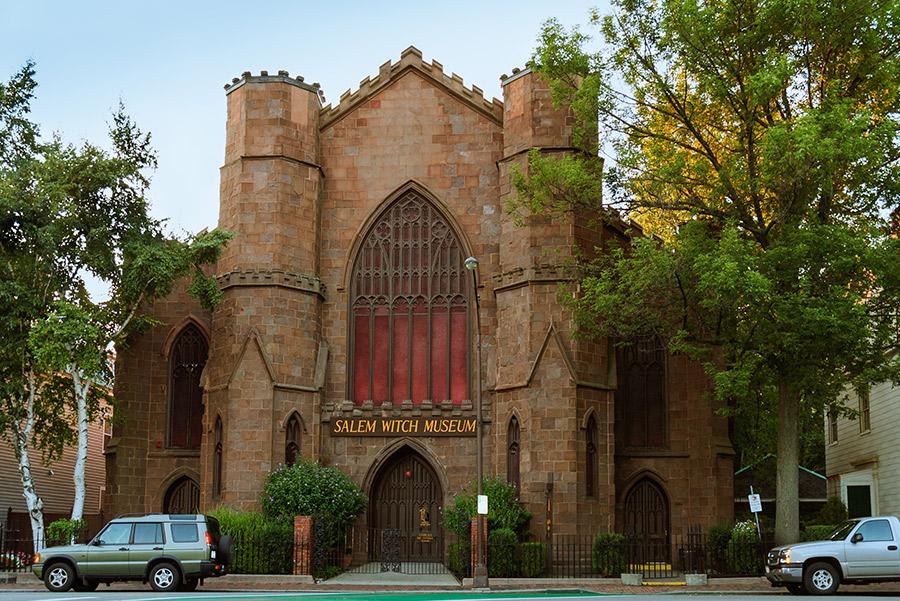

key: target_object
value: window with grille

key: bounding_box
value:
[168,325,207,449]
[617,336,667,448]
[586,414,597,497]
[507,416,520,493]
[212,417,223,500]
[285,413,301,465]
[350,191,470,405]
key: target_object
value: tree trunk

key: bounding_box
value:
[775,380,800,546]
[12,371,45,552]
[69,369,90,526]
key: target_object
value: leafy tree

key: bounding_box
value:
[443,477,531,537]
[514,1,900,545]
[0,62,230,544]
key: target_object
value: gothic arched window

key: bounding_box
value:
[617,336,666,448]
[285,413,301,466]
[168,324,208,449]
[507,415,521,493]
[586,414,597,497]
[212,417,223,500]
[350,191,470,405]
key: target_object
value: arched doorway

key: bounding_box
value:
[623,478,670,564]
[163,476,200,514]
[370,447,443,563]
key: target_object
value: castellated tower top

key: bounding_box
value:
[224,69,327,104]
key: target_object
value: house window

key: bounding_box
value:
[859,389,870,433]
[350,191,470,404]
[828,410,838,444]
[586,414,597,498]
[212,417,223,500]
[616,336,666,448]
[507,416,520,493]
[285,413,301,466]
[168,325,207,449]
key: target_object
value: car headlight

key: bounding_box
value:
[778,549,791,564]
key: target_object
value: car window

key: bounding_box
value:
[98,523,132,546]
[829,520,859,541]
[133,523,164,545]
[170,523,199,543]
[856,519,894,542]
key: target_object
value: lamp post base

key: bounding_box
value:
[472,565,489,589]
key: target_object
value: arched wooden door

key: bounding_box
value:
[163,476,200,514]
[623,478,670,563]
[370,447,443,562]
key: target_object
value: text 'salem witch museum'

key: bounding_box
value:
[104,47,735,559]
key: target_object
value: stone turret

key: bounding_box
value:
[201,71,325,509]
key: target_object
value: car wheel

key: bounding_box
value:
[804,562,840,595]
[179,577,199,591]
[787,583,806,595]
[73,578,100,592]
[149,562,180,593]
[43,562,75,593]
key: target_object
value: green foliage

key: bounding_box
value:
[522,0,900,546]
[801,525,837,542]
[726,521,761,574]
[261,460,366,548]
[707,524,732,556]
[442,477,531,537]
[519,542,547,577]
[46,518,85,546]
[815,497,848,525]
[447,542,471,578]
[206,507,293,574]
[592,532,626,576]
[487,528,517,577]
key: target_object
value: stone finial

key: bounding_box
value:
[401,45,423,59]
[278,69,289,77]
[512,67,521,74]
[296,75,305,82]
[260,70,269,76]
[242,71,251,78]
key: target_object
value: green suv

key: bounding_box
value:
[32,514,232,592]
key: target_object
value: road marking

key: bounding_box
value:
[34,597,97,601]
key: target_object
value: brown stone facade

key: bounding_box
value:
[104,47,733,540]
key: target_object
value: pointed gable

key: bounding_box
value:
[320,46,503,129]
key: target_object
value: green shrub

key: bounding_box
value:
[443,477,531,537]
[707,523,732,555]
[725,521,760,574]
[46,518,85,546]
[488,528,517,577]
[520,542,546,577]
[815,497,848,525]
[208,507,293,574]
[262,460,366,548]
[801,524,837,542]
[447,542,471,577]
[592,532,626,576]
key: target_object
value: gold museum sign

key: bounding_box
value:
[330,416,477,436]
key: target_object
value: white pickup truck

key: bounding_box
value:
[766,515,900,595]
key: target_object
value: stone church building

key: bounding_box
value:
[104,47,734,551]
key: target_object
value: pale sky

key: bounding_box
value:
[2,1,606,242]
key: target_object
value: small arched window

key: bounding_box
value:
[212,417,223,500]
[285,413,302,466]
[168,324,208,449]
[617,336,666,448]
[586,414,597,498]
[507,415,520,493]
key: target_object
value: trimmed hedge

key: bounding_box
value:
[725,521,759,575]
[488,528,517,577]
[592,532,626,576]
[447,541,471,577]
[208,507,293,574]
[801,524,837,541]
[443,478,531,537]
[520,542,546,577]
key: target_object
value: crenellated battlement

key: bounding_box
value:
[319,45,503,127]
[224,69,326,104]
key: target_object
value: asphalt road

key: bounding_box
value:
[4,592,900,601]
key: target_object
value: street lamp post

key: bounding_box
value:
[464,255,488,589]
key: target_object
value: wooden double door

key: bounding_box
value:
[370,448,443,562]
[623,478,670,563]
